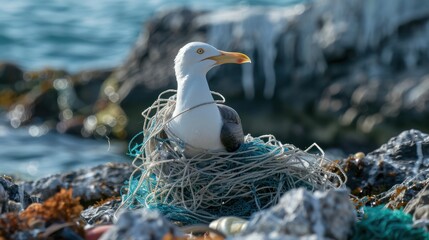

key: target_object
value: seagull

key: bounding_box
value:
[166,42,251,156]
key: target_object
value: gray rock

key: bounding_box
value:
[56,68,114,135]
[384,179,428,210]
[341,129,429,198]
[0,183,7,213]
[5,232,34,240]
[237,188,355,240]
[233,233,319,240]
[21,162,133,203]
[404,182,429,225]
[72,69,114,106]
[368,129,429,178]
[81,198,122,225]
[100,209,184,240]
[0,62,23,86]
[0,176,33,213]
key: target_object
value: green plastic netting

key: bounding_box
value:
[353,206,429,240]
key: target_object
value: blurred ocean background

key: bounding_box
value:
[0,113,128,179]
[0,0,306,72]
[0,0,306,178]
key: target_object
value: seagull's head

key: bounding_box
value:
[174,42,251,80]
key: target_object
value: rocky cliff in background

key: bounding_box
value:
[114,0,429,152]
[2,0,429,152]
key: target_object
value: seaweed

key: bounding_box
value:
[0,188,84,239]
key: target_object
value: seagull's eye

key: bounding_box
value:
[196,48,205,54]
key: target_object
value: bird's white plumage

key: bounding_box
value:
[168,42,225,155]
[167,42,250,156]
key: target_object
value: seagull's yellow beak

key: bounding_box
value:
[206,51,251,65]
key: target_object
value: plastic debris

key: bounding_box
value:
[119,90,345,224]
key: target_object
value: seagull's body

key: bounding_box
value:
[170,73,224,152]
[166,42,251,156]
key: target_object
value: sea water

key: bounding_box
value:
[0,0,306,72]
[0,114,128,179]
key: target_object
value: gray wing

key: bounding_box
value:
[218,104,244,152]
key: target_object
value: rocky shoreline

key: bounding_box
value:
[1,129,429,239]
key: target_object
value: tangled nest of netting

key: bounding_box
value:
[118,90,346,224]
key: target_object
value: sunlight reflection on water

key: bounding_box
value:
[0,115,129,179]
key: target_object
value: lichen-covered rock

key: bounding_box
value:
[0,62,23,86]
[236,188,355,240]
[1,64,126,139]
[341,129,429,199]
[367,129,429,177]
[404,182,429,227]
[385,180,428,210]
[0,177,34,213]
[100,209,184,240]
[81,198,122,225]
[21,163,133,203]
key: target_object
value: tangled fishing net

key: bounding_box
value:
[352,206,429,240]
[118,90,346,224]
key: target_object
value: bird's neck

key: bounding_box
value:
[175,73,215,114]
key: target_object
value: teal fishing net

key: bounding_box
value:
[118,90,346,224]
[352,206,429,240]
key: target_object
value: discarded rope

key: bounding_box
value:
[352,206,429,240]
[117,90,346,224]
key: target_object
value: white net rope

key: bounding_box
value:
[117,90,346,223]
